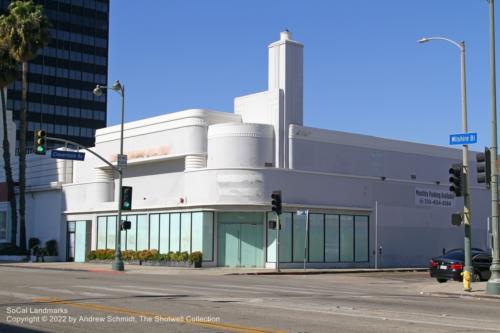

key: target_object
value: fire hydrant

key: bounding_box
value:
[462,270,472,292]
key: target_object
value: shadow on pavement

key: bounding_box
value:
[0,323,50,333]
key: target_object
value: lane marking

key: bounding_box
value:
[118,284,266,295]
[33,297,286,333]
[30,286,110,298]
[73,285,171,296]
[0,290,44,300]
[211,283,360,296]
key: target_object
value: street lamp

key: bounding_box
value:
[487,0,500,296]
[418,36,473,291]
[93,80,126,271]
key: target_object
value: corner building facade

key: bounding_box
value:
[5,32,491,268]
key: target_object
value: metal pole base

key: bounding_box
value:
[112,259,124,271]
[487,279,500,295]
[487,262,500,295]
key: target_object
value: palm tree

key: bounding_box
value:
[0,43,18,245]
[1,0,49,251]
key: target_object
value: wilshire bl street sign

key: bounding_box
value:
[50,150,85,161]
[449,132,477,145]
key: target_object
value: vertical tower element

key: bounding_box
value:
[268,30,304,168]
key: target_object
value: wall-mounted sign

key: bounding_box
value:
[415,188,455,208]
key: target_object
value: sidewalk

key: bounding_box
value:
[420,280,500,300]
[0,261,426,276]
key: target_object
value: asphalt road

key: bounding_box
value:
[0,267,499,333]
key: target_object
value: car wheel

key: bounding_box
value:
[437,278,447,283]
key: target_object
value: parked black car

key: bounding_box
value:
[429,248,492,283]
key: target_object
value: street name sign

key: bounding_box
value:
[449,132,477,145]
[51,150,85,161]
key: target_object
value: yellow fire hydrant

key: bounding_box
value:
[462,270,472,292]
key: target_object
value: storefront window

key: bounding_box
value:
[325,215,339,262]
[126,215,137,251]
[136,215,148,250]
[97,216,107,249]
[169,213,180,252]
[191,212,203,253]
[159,214,169,253]
[180,213,191,252]
[355,216,369,262]
[293,212,306,262]
[107,216,116,249]
[149,214,160,250]
[340,215,354,262]
[309,214,324,262]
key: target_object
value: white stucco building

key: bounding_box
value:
[0,31,492,268]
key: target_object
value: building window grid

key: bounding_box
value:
[96,212,214,262]
[266,212,369,264]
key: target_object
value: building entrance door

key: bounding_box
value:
[67,221,88,262]
[218,218,263,268]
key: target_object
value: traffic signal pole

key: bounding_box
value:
[271,191,282,272]
[276,214,280,273]
[459,41,473,292]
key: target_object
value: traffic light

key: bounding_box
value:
[121,186,132,211]
[476,148,491,186]
[268,220,277,230]
[271,190,282,215]
[451,213,462,226]
[120,221,131,230]
[34,130,46,155]
[449,164,463,197]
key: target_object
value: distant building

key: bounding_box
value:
[0,31,491,268]
[0,0,109,151]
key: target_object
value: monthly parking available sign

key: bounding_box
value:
[415,188,455,208]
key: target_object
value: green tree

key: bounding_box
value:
[1,0,49,251]
[0,44,18,245]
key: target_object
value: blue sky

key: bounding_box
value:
[107,0,495,150]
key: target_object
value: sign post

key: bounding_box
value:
[297,209,309,271]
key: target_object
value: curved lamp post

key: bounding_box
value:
[93,80,125,271]
[418,37,473,291]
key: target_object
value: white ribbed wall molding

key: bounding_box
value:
[185,154,207,170]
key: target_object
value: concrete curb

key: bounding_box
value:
[426,291,500,301]
[0,263,97,273]
[224,268,428,275]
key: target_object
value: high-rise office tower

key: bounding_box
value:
[0,0,109,150]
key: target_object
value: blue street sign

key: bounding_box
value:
[449,132,477,145]
[51,150,85,161]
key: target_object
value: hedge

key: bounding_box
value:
[87,249,202,264]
